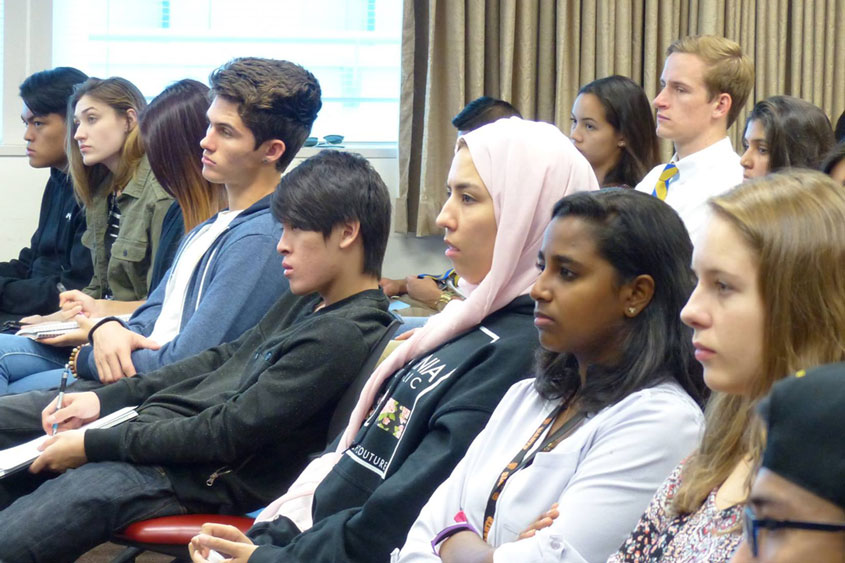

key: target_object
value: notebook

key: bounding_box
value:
[0,406,139,477]
[15,314,132,340]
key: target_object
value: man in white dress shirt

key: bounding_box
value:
[636,35,754,243]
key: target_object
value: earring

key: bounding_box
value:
[627,306,636,316]
[262,158,270,164]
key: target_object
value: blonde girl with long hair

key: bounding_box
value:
[610,169,845,561]
[66,76,174,304]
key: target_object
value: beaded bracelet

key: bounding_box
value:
[68,345,84,376]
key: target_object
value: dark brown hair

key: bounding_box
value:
[578,76,660,187]
[451,96,522,132]
[745,95,835,172]
[534,189,705,412]
[140,79,225,231]
[209,57,322,172]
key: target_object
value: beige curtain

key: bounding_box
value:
[396,0,845,235]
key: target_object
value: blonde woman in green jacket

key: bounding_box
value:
[68,77,173,306]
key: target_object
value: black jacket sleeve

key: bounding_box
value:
[89,328,250,415]
[0,178,92,316]
[0,250,31,280]
[84,318,370,466]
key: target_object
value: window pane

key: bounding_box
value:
[0,0,5,143]
[52,0,401,142]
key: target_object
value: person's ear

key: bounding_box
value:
[260,139,286,166]
[712,93,732,122]
[621,274,655,318]
[337,220,361,250]
[124,108,138,132]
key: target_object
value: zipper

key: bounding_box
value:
[206,465,233,486]
[205,453,256,487]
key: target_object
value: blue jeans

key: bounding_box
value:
[0,461,186,562]
[0,334,74,395]
[394,316,429,336]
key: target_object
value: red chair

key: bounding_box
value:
[111,514,253,561]
[109,318,402,562]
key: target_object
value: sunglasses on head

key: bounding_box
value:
[742,506,845,557]
[304,135,344,147]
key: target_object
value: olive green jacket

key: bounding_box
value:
[81,155,174,300]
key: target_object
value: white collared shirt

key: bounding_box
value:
[636,137,743,244]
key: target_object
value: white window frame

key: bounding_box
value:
[0,0,396,159]
[1,0,53,155]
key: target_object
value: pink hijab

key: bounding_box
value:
[255,117,598,527]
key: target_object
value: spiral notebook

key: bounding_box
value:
[15,314,132,340]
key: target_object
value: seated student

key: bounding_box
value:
[69,76,175,305]
[570,75,660,188]
[0,77,177,393]
[732,363,845,563]
[0,66,301,394]
[0,149,395,562]
[398,189,706,562]
[821,141,845,185]
[0,80,224,392]
[143,78,227,288]
[636,35,754,242]
[381,95,522,317]
[739,95,835,180]
[0,67,92,325]
[187,117,599,563]
[609,169,845,562]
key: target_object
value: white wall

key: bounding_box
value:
[0,149,450,279]
[0,155,50,259]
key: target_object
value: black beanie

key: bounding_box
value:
[758,362,845,509]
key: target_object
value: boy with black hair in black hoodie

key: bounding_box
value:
[0,67,92,323]
[0,149,394,562]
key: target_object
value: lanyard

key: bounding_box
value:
[481,404,586,541]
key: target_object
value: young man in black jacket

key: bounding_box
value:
[0,150,395,562]
[0,67,92,324]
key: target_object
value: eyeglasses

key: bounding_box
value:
[303,135,344,147]
[743,506,845,557]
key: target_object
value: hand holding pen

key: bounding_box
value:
[51,365,70,436]
[42,390,102,436]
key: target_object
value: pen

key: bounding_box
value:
[52,364,70,436]
[56,282,67,294]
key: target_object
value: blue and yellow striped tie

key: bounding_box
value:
[652,163,679,201]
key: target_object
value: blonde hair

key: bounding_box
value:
[674,169,845,513]
[668,35,754,128]
[66,77,147,205]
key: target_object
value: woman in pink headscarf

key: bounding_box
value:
[188,117,598,563]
